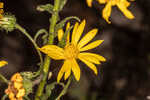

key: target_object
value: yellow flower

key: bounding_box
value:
[5,73,25,100]
[39,20,106,82]
[0,2,3,19]
[0,60,8,67]
[86,0,135,23]
[86,0,93,7]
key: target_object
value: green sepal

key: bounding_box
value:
[59,0,67,11]
[34,29,48,45]
[55,16,80,37]
[21,72,36,79]
[0,13,16,32]
[22,77,33,95]
[37,4,54,14]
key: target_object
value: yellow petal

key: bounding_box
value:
[78,53,100,64]
[79,40,104,52]
[102,2,112,24]
[0,2,3,8]
[0,60,8,67]
[9,92,15,99]
[123,0,131,7]
[86,0,93,7]
[11,73,23,82]
[66,22,71,43]
[79,56,98,75]
[39,45,65,60]
[117,1,134,19]
[97,0,107,4]
[14,82,23,90]
[64,61,71,80]
[57,60,68,82]
[71,59,80,81]
[73,20,86,45]
[72,22,79,44]
[0,9,3,14]
[58,29,64,41]
[79,52,106,62]
[78,29,98,49]
[16,88,25,98]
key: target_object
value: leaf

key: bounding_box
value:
[40,82,57,100]
[55,16,80,36]
[59,0,67,11]
[22,77,33,95]
[40,82,65,100]
[34,29,48,45]
[36,4,54,14]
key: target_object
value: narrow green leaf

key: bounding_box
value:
[40,82,65,100]
[34,29,48,45]
[37,4,54,14]
[55,16,80,37]
[59,0,67,11]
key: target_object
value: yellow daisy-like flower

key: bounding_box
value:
[5,73,25,100]
[0,2,4,19]
[0,60,8,67]
[86,0,135,23]
[39,20,106,82]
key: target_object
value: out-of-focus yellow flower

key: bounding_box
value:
[0,2,4,19]
[86,0,135,23]
[0,60,8,67]
[5,73,25,100]
[86,0,93,7]
[39,20,106,82]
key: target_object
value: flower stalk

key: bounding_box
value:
[34,0,61,100]
[15,24,43,66]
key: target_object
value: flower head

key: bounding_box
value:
[0,60,8,67]
[86,0,135,23]
[5,73,25,100]
[0,13,16,32]
[0,2,4,19]
[39,20,106,82]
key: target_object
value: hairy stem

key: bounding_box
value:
[15,24,43,68]
[0,74,8,84]
[34,0,60,100]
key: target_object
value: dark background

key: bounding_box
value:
[0,0,150,100]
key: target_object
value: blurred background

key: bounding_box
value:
[0,0,150,100]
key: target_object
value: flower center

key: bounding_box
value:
[64,44,79,59]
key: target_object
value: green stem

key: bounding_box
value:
[56,77,72,100]
[0,74,8,84]
[1,94,8,100]
[34,0,60,100]
[15,24,43,69]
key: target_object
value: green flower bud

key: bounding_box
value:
[0,13,16,32]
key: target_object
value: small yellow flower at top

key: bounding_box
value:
[0,60,8,67]
[86,0,135,23]
[39,20,106,82]
[0,2,4,19]
[5,73,25,100]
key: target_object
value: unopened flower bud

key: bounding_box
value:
[0,13,16,32]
